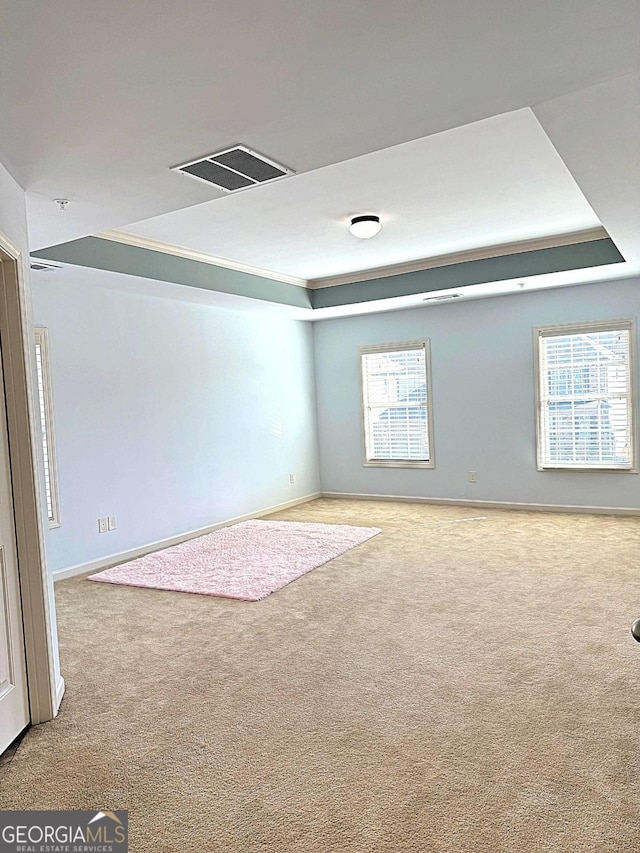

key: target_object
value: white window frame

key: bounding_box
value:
[34,327,61,527]
[533,319,638,473]
[359,339,435,469]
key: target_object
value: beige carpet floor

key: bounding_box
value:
[1,498,639,852]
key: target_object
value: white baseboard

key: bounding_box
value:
[320,491,640,517]
[55,676,65,713]
[53,492,321,581]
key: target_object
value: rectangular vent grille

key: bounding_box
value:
[30,262,60,272]
[172,145,293,193]
[180,160,254,191]
[422,293,463,303]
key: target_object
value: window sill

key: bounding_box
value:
[538,465,638,474]
[363,460,434,469]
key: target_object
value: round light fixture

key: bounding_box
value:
[349,215,381,239]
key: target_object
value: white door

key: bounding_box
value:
[0,332,29,753]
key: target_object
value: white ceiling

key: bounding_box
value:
[1,0,639,305]
[117,108,603,283]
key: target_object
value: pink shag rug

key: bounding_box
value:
[87,519,381,600]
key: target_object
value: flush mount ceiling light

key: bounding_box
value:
[349,215,381,239]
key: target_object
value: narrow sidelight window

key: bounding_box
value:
[34,327,61,526]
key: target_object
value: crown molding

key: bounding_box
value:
[96,230,309,288]
[307,226,610,289]
[97,225,609,294]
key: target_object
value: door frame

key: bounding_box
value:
[0,230,61,725]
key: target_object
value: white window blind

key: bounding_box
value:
[34,328,61,526]
[536,321,636,471]
[360,340,433,467]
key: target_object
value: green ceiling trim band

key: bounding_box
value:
[31,236,313,310]
[33,235,624,313]
[311,237,625,308]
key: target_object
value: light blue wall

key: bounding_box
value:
[31,272,320,572]
[31,267,640,577]
[313,277,640,510]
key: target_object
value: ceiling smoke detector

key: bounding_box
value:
[172,145,294,193]
[349,215,381,239]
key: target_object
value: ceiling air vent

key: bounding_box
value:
[30,262,60,272]
[422,293,463,303]
[172,145,294,193]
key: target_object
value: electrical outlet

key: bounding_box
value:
[98,517,108,534]
[107,515,117,531]
[289,473,296,485]
[468,471,477,483]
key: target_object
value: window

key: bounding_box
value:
[360,340,434,467]
[34,328,60,526]
[534,320,637,471]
